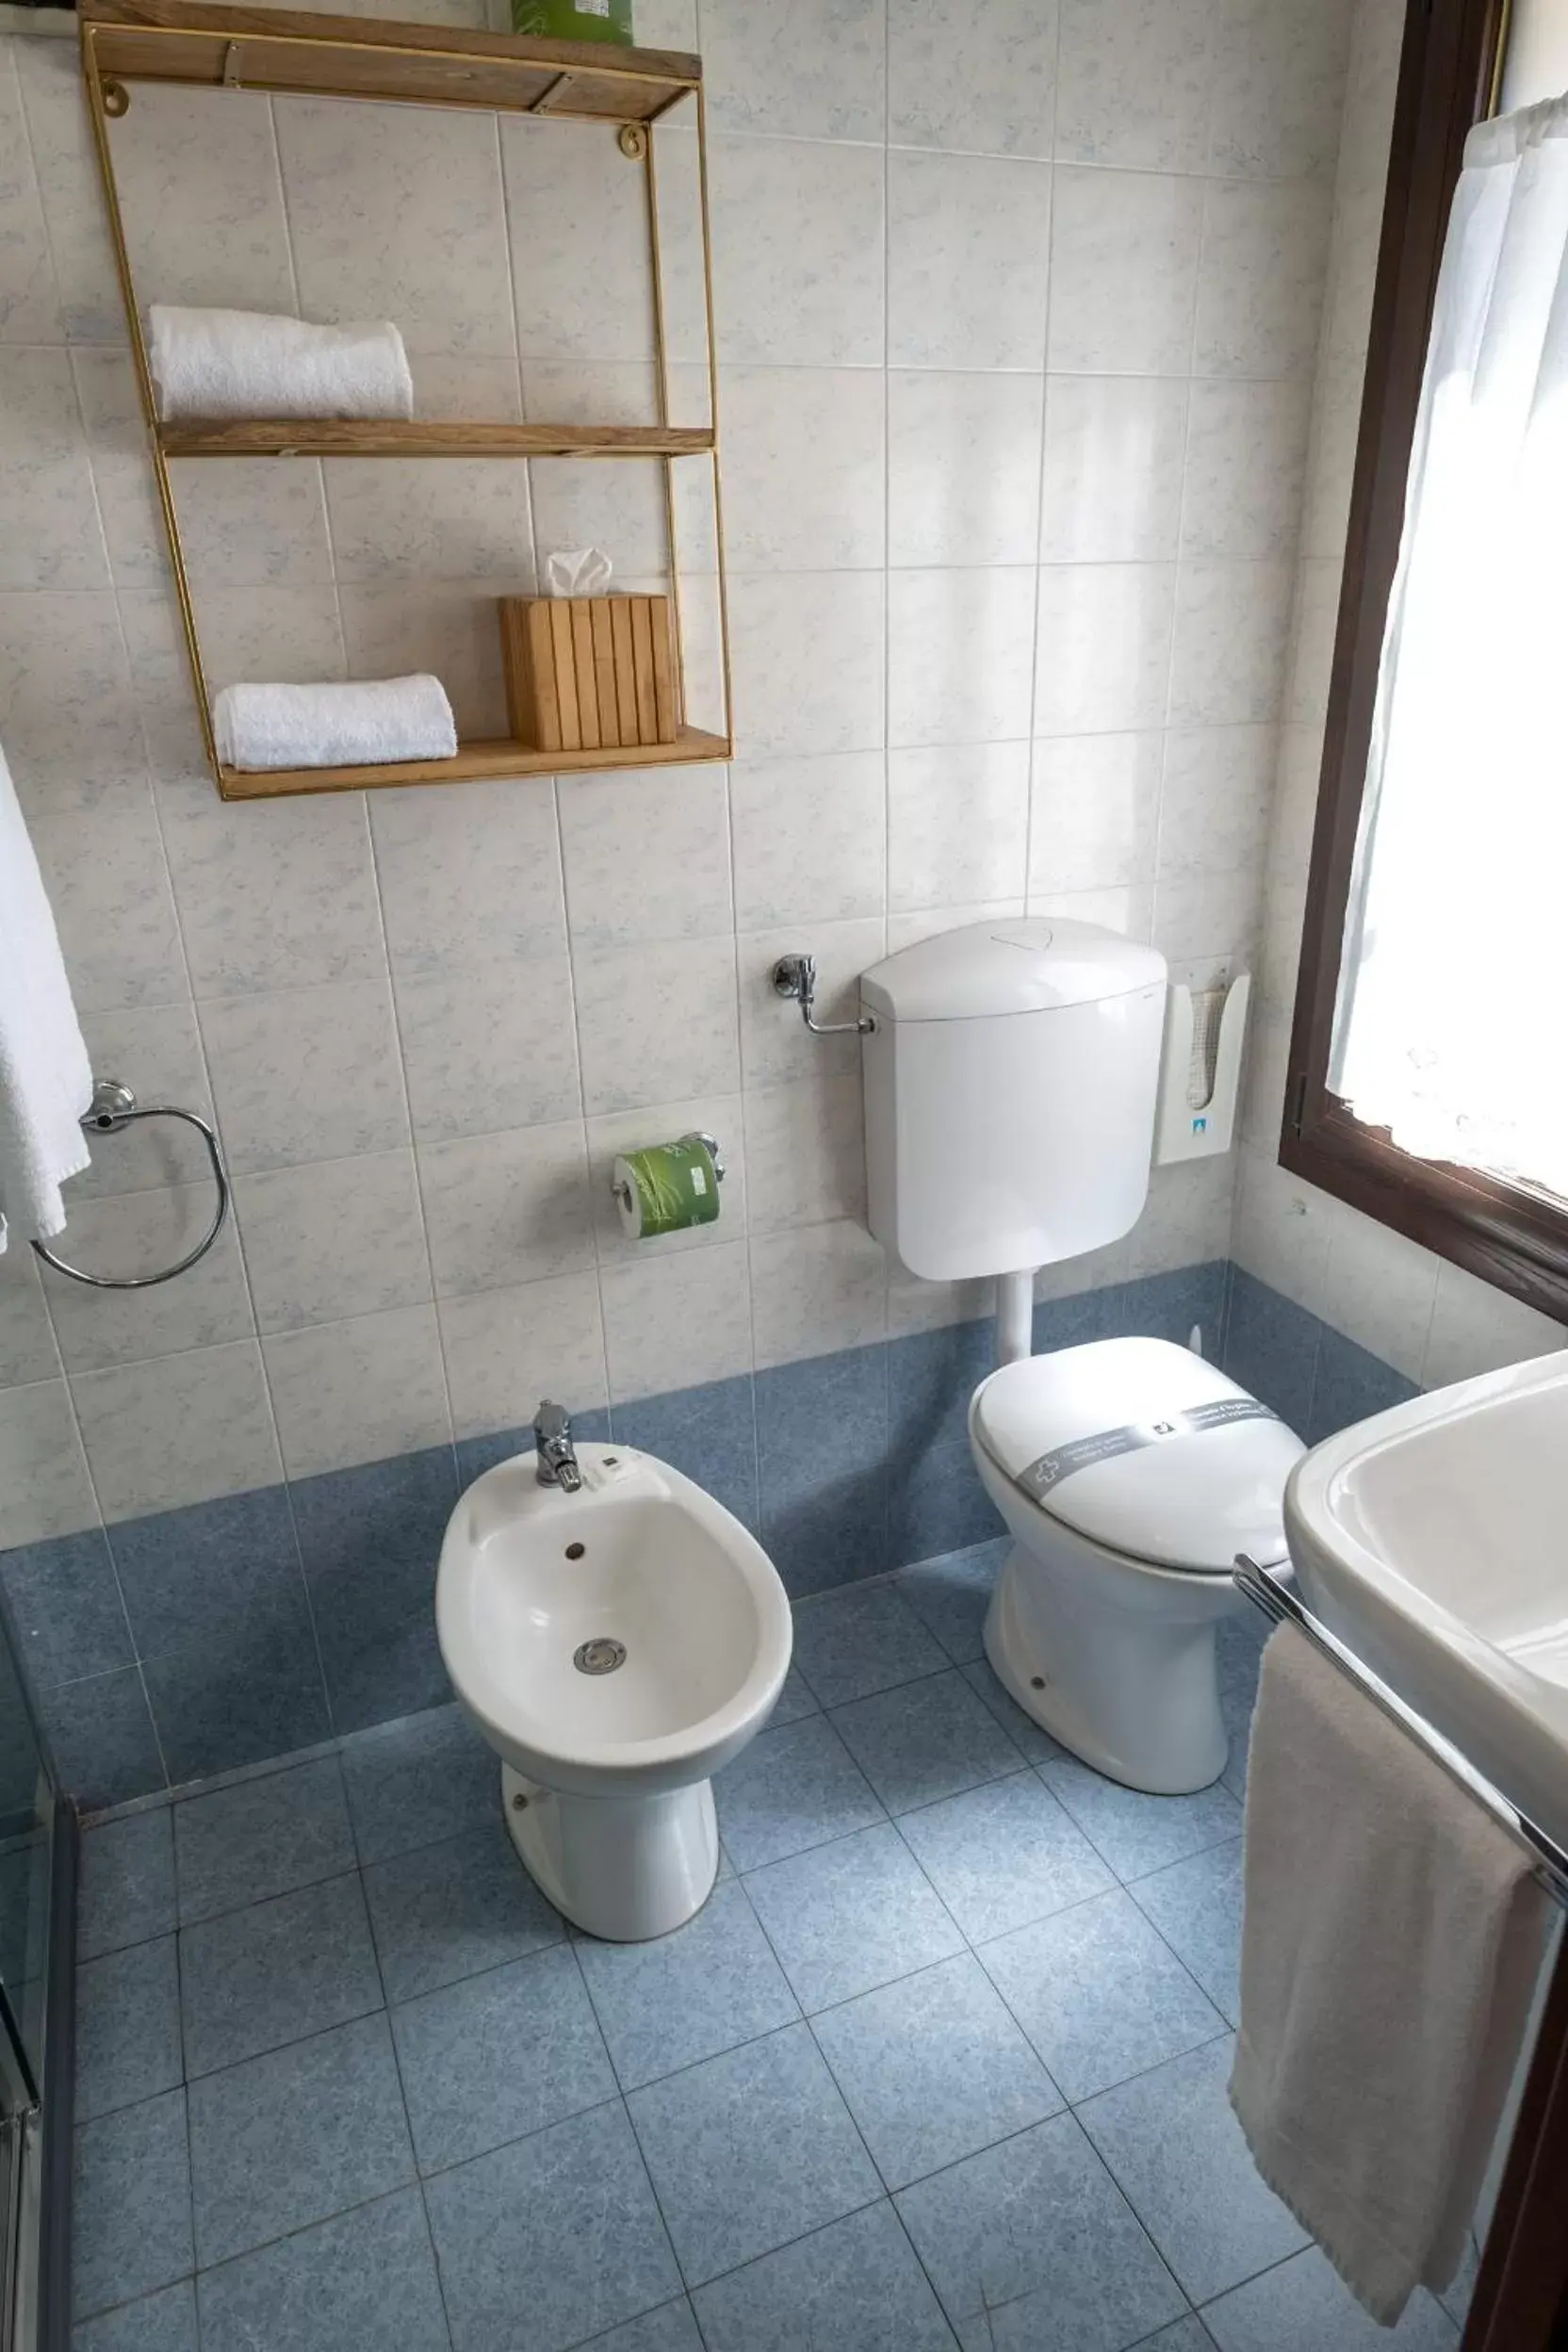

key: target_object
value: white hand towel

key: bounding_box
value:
[149,305,415,422]
[213,677,458,772]
[0,742,92,1252]
[1231,1625,1552,2324]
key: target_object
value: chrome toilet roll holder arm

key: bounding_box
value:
[772,953,875,1037]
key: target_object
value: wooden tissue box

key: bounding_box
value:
[499,595,678,754]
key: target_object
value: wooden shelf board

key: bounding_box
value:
[216,726,731,798]
[82,0,700,121]
[159,419,715,460]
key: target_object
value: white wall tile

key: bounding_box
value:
[1157,725,1277,880]
[418,1122,596,1298]
[1033,563,1176,737]
[885,899,1025,956]
[1169,558,1295,727]
[171,457,336,597]
[1194,179,1333,380]
[1316,1204,1440,1382]
[750,1218,888,1367]
[394,952,580,1141]
[729,754,886,932]
[600,1241,754,1401]
[1230,1142,1334,1311]
[1151,864,1263,965]
[438,1273,608,1434]
[743,1073,866,1233]
[727,571,886,760]
[527,454,663,583]
[559,769,731,950]
[109,85,294,316]
[31,792,187,1014]
[1054,0,1215,172]
[41,1186,253,1373]
[586,1089,747,1261]
[889,151,1052,372]
[157,784,385,998]
[737,918,887,1086]
[502,118,653,365]
[0,1246,59,1390]
[199,980,408,1174]
[0,348,107,593]
[889,568,1037,748]
[889,0,1056,155]
[886,1263,994,1339]
[322,459,534,586]
[72,1006,211,1200]
[0,48,60,345]
[1048,169,1204,375]
[263,1304,451,1478]
[0,1380,97,1548]
[0,591,146,818]
[1124,1157,1234,1280]
[889,371,1043,569]
[195,584,346,698]
[1180,379,1312,561]
[69,349,164,592]
[1207,0,1355,183]
[1423,1263,1568,1389]
[572,934,740,1117]
[235,1151,431,1333]
[73,1342,283,1521]
[336,581,507,740]
[888,741,1030,909]
[368,779,564,979]
[14,40,120,342]
[1028,731,1162,896]
[722,367,886,572]
[1283,557,1343,727]
[710,137,885,368]
[1039,376,1188,565]
[704,0,886,142]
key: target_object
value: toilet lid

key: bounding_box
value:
[972,1336,1304,1574]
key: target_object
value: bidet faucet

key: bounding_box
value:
[533,1399,582,1493]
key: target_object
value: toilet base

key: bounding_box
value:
[984,1546,1231,1796]
[501,1763,719,1941]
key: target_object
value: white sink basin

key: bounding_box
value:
[1284,1348,1568,1854]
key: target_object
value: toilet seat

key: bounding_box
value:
[972,1335,1303,1575]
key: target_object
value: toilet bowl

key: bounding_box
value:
[436,1443,792,1940]
[971,1335,1305,1794]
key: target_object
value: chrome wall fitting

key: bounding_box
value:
[31,1079,230,1289]
[772,953,875,1037]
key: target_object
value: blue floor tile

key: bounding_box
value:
[78,1810,176,1960]
[897,1772,1113,1942]
[389,1942,614,2172]
[362,1818,564,2001]
[1038,1755,1243,1885]
[628,2022,881,2288]
[574,1879,798,2090]
[1129,2323,1217,2351]
[831,1670,1025,1816]
[763,1666,820,1727]
[422,2100,679,2352]
[714,1712,882,1873]
[289,1446,457,1734]
[1128,1840,1243,2025]
[957,1657,1066,1763]
[978,1888,1227,2103]
[72,2088,193,2321]
[43,1669,165,1813]
[173,1756,355,1925]
[1200,2246,1460,2349]
[894,1540,1008,1665]
[187,2013,414,2269]
[792,1580,947,1707]
[894,2111,1185,2350]
[1077,2038,1308,2307]
[743,1822,964,2014]
[693,2200,956,2352]
[178,1871,383,2078]
[195,2186,450,2352]
[577,2304,704,2352]
[72,2279,197,2351]
[75,1936,183,2122]
[811,1953,1061,2191]
[0,1527,131,1689]
[339,1702,496,1866]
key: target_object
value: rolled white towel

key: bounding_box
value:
[149,305,415,422]
[214,677,458,772]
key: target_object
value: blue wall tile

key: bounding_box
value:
[1122,1262,1229,1354]
[613,1377,760,1529]
[0,1528,132,1690]
[41,1668,164,1811]
[1035,1282,1125,1355]
[756,1348,890,1595]
[888,1441,1004,1572]
[290,1447,457,1735]
[142,1613,330,1788]
[108,1487,310,1659]
[1220,1267,1321,1433]
[888,1322,988,1459]
[1307,1326,1420,1446]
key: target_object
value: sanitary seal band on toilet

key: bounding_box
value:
[1014,1396,1280,1501]
[612,1134,722,1240]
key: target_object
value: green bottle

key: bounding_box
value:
[512,0,634,42]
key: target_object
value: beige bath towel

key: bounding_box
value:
[1230,1625,1551,2325]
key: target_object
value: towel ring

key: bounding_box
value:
[31,1080,231,1290]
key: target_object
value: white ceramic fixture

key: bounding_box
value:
[973,1336,1307,1792]
[437,1444,792,1940]
[1285,1348,1568,1858]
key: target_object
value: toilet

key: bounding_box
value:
[860,918,1305,1794]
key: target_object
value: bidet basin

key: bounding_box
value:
[1284,1348,1568,1854]
[437,1441,792,1939]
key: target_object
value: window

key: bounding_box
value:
[1283,0,1568,1323]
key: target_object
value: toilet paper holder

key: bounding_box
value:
[610,1133,726,1215]
[772,953,875,1037]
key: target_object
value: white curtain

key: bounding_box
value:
[1331,93,1568,1201]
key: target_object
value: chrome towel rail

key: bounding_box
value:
[1233,1553,1568,1912]
[31,1078,230,1289]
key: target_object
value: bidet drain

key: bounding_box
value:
[574,1637,628,1675]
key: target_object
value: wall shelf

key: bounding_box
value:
[78,0,732,799]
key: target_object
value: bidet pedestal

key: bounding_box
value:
[501,1762,719,1942]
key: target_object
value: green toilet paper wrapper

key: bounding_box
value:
[613,1135,720,1239]
[511,0,633,43]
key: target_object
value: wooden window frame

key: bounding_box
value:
[1282,0,1568,1325]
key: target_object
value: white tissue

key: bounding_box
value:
[546,547,613,596]
[150,305,416,422]
[213,677,458,772]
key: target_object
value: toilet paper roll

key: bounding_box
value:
[612,1134,722,1240]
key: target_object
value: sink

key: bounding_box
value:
[1284,1348,1568,1854]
